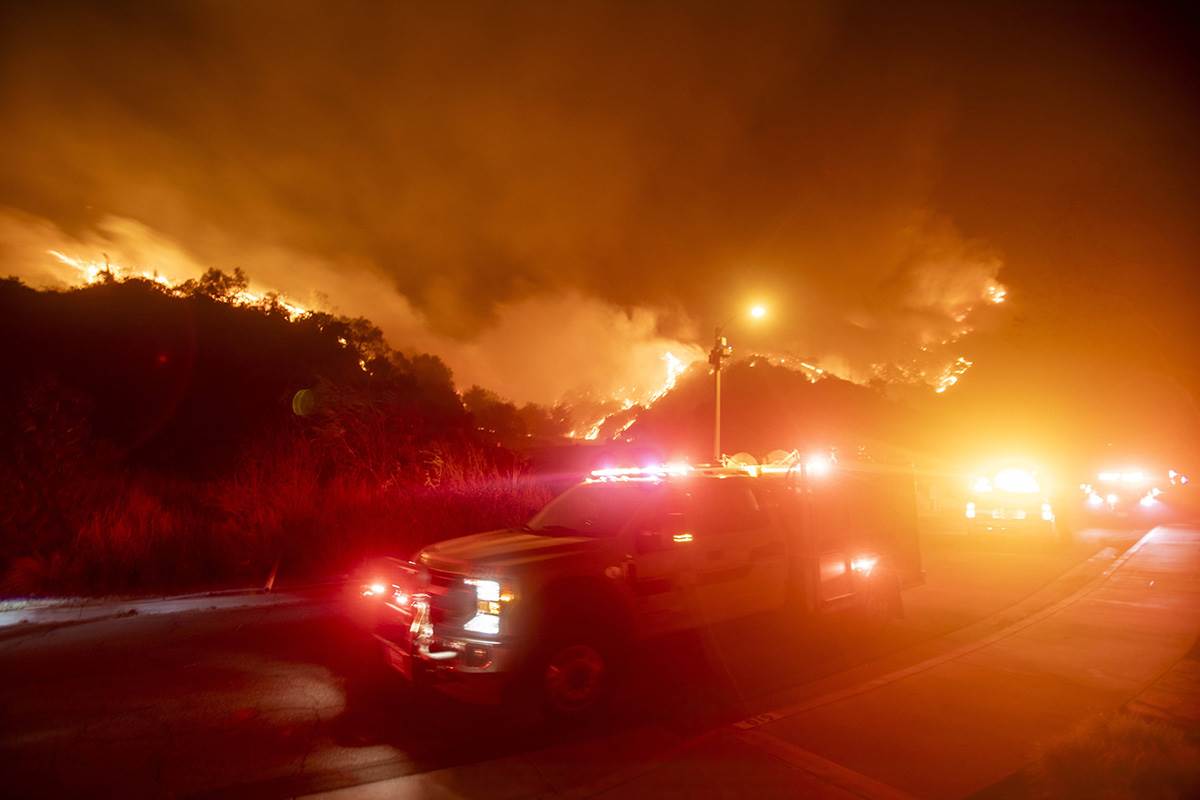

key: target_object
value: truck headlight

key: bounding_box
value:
[463,578,514,636]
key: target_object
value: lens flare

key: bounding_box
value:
[805,454,832,476]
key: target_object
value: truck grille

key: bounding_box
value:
[426,568,474,626]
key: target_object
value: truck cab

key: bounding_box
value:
[352,455,921,716]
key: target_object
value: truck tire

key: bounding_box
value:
[520,582,629,721]
[536,636,612,720]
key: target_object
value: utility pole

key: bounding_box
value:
[708,304,767,463]
[709,326,733,461]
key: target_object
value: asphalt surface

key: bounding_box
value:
[0,526,1142,799]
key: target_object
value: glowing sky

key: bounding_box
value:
[1,1,1197,454]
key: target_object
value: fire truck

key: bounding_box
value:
[349,452,922,717]
[964,463,1058,535]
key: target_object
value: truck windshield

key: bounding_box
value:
[526,482,659,538]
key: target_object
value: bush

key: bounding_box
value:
[0,276,556,596]
[0,444,552,596]
[1028,712,1200,800]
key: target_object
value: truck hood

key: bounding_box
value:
[418,528,600,573]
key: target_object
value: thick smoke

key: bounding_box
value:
[0,209,706,405]
[2,1,1197,414]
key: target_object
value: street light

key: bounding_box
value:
[710,304,767,461]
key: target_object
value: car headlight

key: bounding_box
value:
[463,578,514,635]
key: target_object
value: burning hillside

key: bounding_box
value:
[611,358,921,461]
[30,243,1007,450]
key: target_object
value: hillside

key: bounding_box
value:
[622,358,922,463]
[0,274,548,595]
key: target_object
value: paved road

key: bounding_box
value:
[574,523,1200,800]
[0,528,1140,798]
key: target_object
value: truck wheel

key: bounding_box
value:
[538,639,610,719]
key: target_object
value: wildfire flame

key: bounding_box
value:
[927,280,1005,393]
[47,242,1003,420]
[569,351,691,440]
[934,356,974,394]
[50,249,172,288]
[653,352,687,402]
[48,249,311,318]
[47,249,383,375]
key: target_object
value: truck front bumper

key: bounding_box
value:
[373,597,524,704]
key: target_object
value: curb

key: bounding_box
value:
[0,584,343,640]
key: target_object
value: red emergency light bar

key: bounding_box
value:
[588,463,694,481]
[588,453,835,482]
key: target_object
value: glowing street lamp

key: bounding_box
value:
[710,304,767,461]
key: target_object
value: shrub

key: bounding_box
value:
[0,438,554,595]
[0,276,556,596]
[1028,712,1200,800]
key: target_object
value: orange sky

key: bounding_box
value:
[1,1,1197,457]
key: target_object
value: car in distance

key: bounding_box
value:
[1078,464,1190,524]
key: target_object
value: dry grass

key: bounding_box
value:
[0,278,556,597]
[1,441,552,596]
[1028,712,1200,800]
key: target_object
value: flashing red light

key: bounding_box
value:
[589,463,693,481]
[850,555,878,576]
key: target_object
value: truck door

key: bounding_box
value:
[689,480,788,624]
[816,537,854,603]
[810,481,855,603]
[627,488,696,636]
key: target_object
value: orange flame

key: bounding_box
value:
[47,249,311,318]
[568,351,692,441]
[934,356,974,394]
